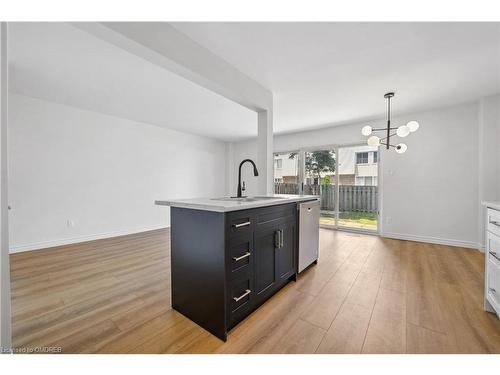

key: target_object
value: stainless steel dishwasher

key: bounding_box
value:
[298,199,320,273]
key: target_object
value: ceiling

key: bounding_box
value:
[8,22,500,141]
[8,22,257,141]
[172,22,500,133]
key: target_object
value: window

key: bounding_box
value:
[356,152,368,164]
[275,159,283,169]
[355,176,374,186]
[373,151,378,163]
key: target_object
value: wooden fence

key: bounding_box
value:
[274,183,378,213]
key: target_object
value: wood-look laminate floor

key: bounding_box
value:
[10,229,500,354]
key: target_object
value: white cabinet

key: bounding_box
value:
[485,206,500,317]
[487,207,500,238]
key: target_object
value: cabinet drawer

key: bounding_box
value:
[487,259,500,308]
[487,208,500,237]
[228,276,254,326]
[228,236,253,278]
[228,214,254,238]
[488,231,500,267]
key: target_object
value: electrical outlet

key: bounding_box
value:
[66,219,75,228]
[385,216,392,224]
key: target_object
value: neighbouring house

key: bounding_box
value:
[274,153,299,183]
[273,145,378,186]
[335,145,378,186]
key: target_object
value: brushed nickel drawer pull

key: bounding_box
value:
[275,230,280,248]
[233,221,251,228]
[233,252,251,262]
[275,229,283,248]
[490,251,500,262]
[233,289,251,302]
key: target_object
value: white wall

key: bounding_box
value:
[1,22,12,351]
[479,95,500,203]
[232,101,483,248]
[228,109,274,198]
[478,94,500,248]
[230,139,258,197]
[380,103,478,248]
[8,94,227,252]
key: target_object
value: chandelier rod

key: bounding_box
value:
[371,127,397,131]
[380,142,398,148]
[386,95,391,150]
[380,131,397,142]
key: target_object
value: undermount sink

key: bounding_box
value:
[211,196,287,202]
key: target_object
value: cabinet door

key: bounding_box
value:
[254,225,279,296]
[277,220,296,281]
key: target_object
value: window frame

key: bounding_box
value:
[356,152,369,164]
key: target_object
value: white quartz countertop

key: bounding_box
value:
[482,201,500,211]
[155,194,320,212]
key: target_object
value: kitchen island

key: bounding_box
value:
[155,195,319,341]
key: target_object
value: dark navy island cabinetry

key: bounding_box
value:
[169,202,303,341]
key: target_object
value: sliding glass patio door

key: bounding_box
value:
[337,145,378,232]
[273,144,379,233]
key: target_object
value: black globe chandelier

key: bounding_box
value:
[361,92,419,153]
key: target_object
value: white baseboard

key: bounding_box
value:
[11,227,482,253]
[381,231,481,250]
[9,225,170,254]
[322,225,379,236]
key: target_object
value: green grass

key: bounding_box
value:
[320,211,377,230]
